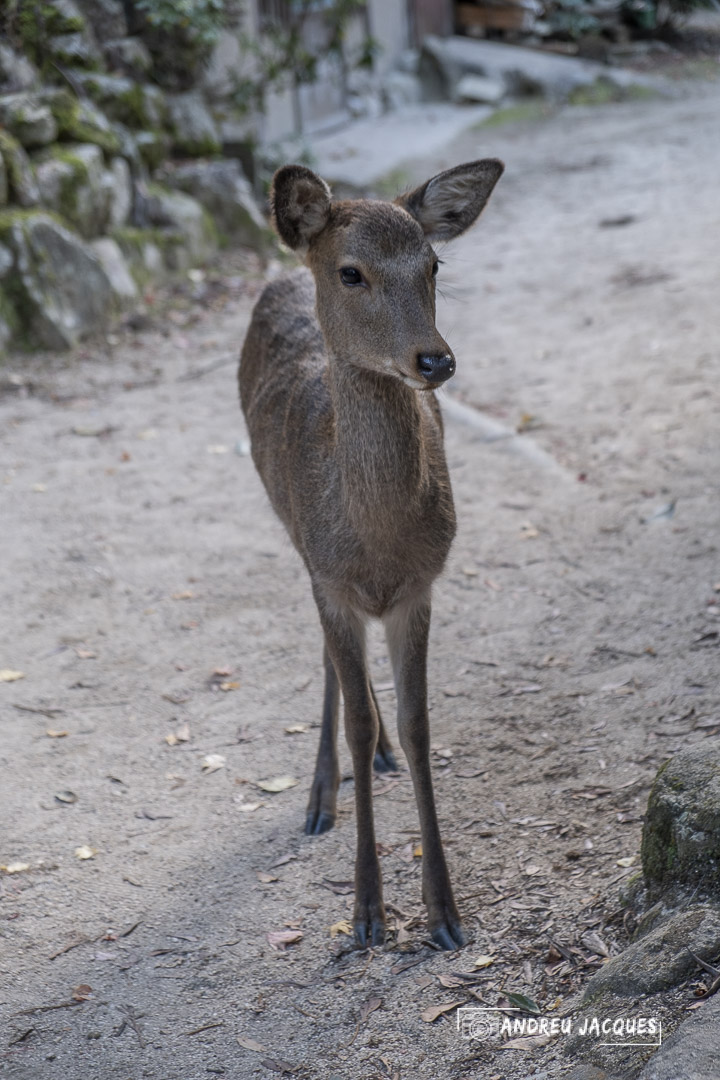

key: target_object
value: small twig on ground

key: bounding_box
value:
[184,1021,225,1036]
[176,354,237,382]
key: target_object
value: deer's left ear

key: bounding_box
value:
[397,159,504,242]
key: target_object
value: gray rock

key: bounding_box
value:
[0,296,14,354]
[580,904,720,1001]
[454,74,505,106]
[636,991,720,1079]
[73,73,167,130]
[160,159,270,248]
[48,32,103,69]
[134,130,171,171]
[35,144,111,238]
[0,45,39,93]
[382,71,423,111]
[43,91,122,154]
[1,212,112,349]
[75,0,127,40]
[167,92,221,156]
[420,36,656,102]
[143,185,218,269]
[0,153,6,206]
[642,743,720,899]
[102,37,153,78]
[0,242,14,278]
[90,237,138,304]
[0,93,58,149]
[107,157,133,227]
[44,0,87,33]
[0,133,40,207]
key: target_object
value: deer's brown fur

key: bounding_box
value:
[239,159,503,949]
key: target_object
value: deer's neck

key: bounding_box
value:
[328,362,437,524]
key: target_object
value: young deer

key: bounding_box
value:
[239,159,504,949]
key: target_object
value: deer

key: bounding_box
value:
[239,158,504,950]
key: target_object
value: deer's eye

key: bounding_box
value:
[340,267,363,287]
[432,259,439,278]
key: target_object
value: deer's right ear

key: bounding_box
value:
[271,165,332,251]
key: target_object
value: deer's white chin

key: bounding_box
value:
[399,372,433,391]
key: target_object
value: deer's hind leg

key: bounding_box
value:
[371,683,398,774]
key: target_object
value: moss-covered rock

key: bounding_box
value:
[48,32,102,71]
[0,131,40,207]
[134,130,170,171]
[0,92,58,149]
[42,89,121,154]
[0,153,7,207]
[110,225,175,285]
[0,208,112,349]
[167,92,221,157]
[90,236,138,306]
[0,284,19,355]
[34,143,111,239]
[0,43,40,94]
[159,159,272,251]
[143,184,218,270]
[641,744,720,899]
[102,37,152,79]
[73,73,168,131]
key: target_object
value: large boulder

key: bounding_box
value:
[0,132,40,207]
[159,159,270,249]
[90,237,138,305]
[642,743,720,900]
[73,73,168,130]
[142,184,218,269]
[0,92,58,149]
[0,211,112,349]
[48,32,103,70]
[41,0,87,34]
[107,156,133,227]
[167,92,221,156]
[637,990,720,1080]
[0,45,39,93]
[34,144,111,238]
[43,90,122,154]
[0,153,7,206]
[102,37,153,78]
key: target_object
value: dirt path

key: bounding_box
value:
[2,82,720,1080]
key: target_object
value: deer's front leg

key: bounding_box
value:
[385,595,465,950]
[305,644,340,835]
[315,592,385,947]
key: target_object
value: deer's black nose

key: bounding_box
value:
[416,353,456,384]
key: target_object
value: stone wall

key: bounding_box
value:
[0,0,270,354]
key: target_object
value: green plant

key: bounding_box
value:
[133,0,227,45]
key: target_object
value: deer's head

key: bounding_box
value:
[271,159,504,390]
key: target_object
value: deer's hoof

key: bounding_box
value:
[354,917,386,949]
[430,919,466,951]
[373,746,398,773]
[304,809,335,835]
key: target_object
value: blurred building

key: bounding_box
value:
[207,0,455,144]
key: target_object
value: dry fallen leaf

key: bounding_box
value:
[616,855,637,868]
[72,984,92,1002]
[502,1034,554,1050]
[1,862,31,874]
[267,929,303,951]
[46,729,69,738]
[473,954,495,969]
[172,590,194,601]
[421,1000,464,1024]
[236,799,262,812]
[520,522,539,539]
[256,776,298,794]
[284,724,308,734]
[237,1035,268,1053]
[0,669,25,682]
[219,681,240,692]
[256,871,278,884]
[360,996,383,1023]
[413,843,423,858]
[165,723,190,746]
[74,845,96,861]
[329,919,353,938]
[201,754,226,773]
[75,648,96,660]
[207,444,229,454]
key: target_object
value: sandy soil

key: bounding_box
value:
[2,80,720,1080]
